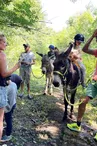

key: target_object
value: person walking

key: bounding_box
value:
[67,29,97,141]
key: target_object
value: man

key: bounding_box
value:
[67,29,97,140]
[19,43,35,99]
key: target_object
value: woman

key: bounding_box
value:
[0,33,20,141]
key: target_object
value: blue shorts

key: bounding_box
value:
[0,86,7,108]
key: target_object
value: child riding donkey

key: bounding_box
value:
[69,34,86,88]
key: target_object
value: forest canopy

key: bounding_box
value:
[0,0,97,75]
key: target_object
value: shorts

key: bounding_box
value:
[20,67,31,84]
[85,80,97,99]
[0,86,7,108]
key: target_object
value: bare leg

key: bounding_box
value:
[27,83,30,95]
[0,108,4,140]
[44,78,49,94]
[20,82,24,93]
[77,96,90,122]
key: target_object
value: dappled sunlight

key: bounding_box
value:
[88,121,97,129]
[38,133,49,140]
[56,102,64,111]
[36,124,60,139]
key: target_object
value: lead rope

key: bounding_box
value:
[64,71,95,106]
[54,70,84,106]
[31,69,44,79]
[64,89,84,106]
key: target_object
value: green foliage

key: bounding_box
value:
[0,0,43,30]
[0,1,97,79]
[0,0,12,9]
[54,10,95,50]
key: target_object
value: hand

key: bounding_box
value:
[20,61,29,65]
[14,62,21,69]
[92,75,97,81]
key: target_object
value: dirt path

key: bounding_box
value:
[1,87,97,146]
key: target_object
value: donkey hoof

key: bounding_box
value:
[62,116,67,122]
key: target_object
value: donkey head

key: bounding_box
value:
[53,43,73,87]
[36,52,53,74]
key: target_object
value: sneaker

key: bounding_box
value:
[27,94,33,100]
[67,123,81,132]
[0,135,12,142]
[18,93,24,98]
[94,133,97,141]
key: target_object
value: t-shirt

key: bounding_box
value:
[71,45,82,61]
[19,51,35,68]
[48,51,56,60]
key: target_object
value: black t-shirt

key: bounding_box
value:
[48,51,55,59]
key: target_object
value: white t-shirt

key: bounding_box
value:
[19,51,35,68]
[71,46,82,61]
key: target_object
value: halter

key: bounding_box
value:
[54,68,67,78]
[54,64,83,106]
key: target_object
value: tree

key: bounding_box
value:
[0,0,44,31]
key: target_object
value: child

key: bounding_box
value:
[1,74,22,142]
[70,34,86,88]
[48,45,56,69]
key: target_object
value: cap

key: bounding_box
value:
[23,43,30,48]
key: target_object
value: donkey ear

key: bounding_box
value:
[63,43,73,58]
[36,52,43,57]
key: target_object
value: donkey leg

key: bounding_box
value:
[62,87,68,121]
[44,78,49,95]
[49,77,53,95]
[69,90,76,119]
[63,97,68,122]
[49,84,53,95]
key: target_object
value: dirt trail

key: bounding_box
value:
[1,87,97,146]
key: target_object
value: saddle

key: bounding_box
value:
[69,61,81,84]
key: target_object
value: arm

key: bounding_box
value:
[82,29,97,55]
[30,59,35,65]
[21,59,35,66]
[20,61,29,65]
[0,53,20,77]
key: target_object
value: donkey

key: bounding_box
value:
[53,44,80,121]
[36,52,54,95]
